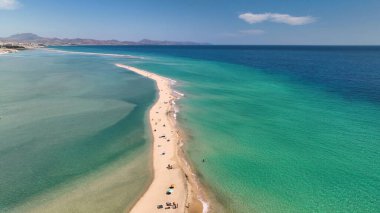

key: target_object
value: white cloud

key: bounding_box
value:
[0,0,21,10]
[239,29,265,35]
[239,12,315,25]
[239,13,271,24]
[269,14,315,25]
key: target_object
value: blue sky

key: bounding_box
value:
[1,0,380,44]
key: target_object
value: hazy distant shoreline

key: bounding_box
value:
[0,33,210,46]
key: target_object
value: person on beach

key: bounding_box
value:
[172,202,178,209]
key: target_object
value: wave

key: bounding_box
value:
[173,90,184,97]
[200,198,210,213]
[171,100,180,120]
[171,90,184,120]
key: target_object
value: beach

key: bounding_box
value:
[115,64,205,213]
[0,49,18,54]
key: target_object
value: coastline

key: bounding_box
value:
[0,49,18,55]
[115,64,207,213]
[46,48,144,59]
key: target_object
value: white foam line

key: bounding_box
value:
[174,90,185,97]
[200,198,210,213]
[46,48,144,59]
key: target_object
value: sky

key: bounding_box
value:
[1,0,380,45]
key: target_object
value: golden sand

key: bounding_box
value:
[116,64,205,213]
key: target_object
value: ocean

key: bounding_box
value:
[1,46,379,212]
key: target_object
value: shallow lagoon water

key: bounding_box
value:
[0,50,156,212]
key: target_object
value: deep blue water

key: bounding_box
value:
[56,45,380,104]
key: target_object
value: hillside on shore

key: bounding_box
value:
[0,33,209,46]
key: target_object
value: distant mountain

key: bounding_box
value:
[0,33,210,46]
[6,33,44,41]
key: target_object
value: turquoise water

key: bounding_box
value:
[2,46,380,213]
[0,50,156,212]
[124,55,380,212]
